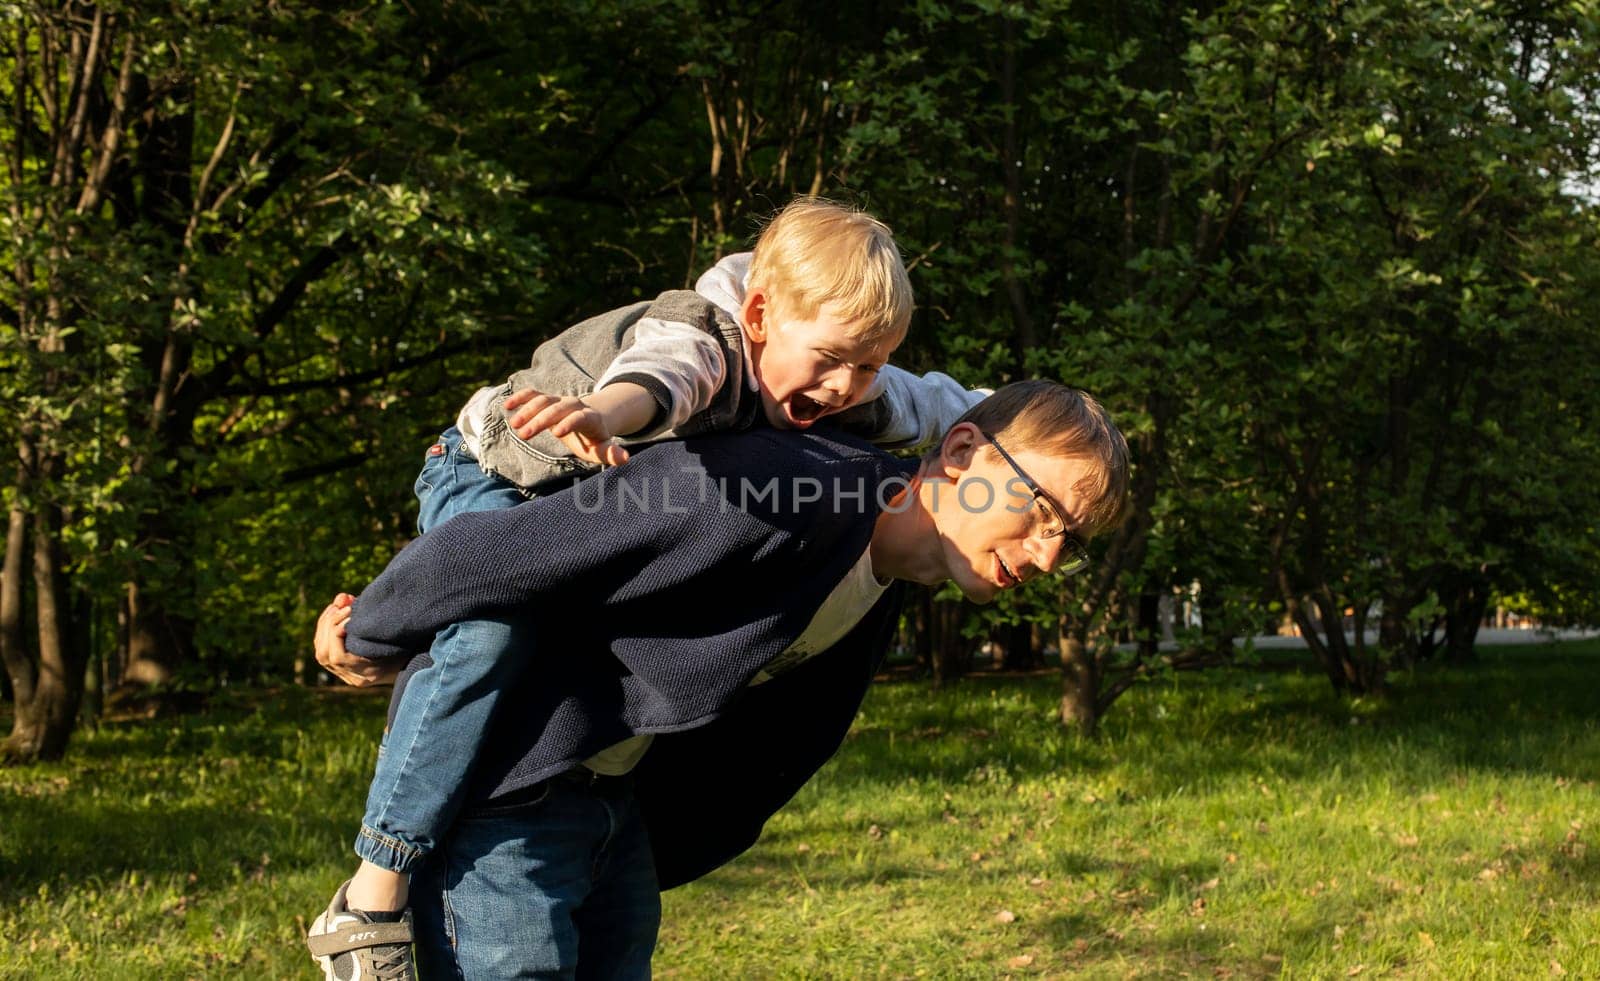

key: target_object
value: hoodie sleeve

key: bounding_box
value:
[594,316,727,438]
[831,366,991,451]
[594,251,753,437]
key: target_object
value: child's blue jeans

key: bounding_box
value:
[353,426,531,873]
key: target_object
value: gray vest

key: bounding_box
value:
[472,291,760,491]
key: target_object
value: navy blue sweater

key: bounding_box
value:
[347,428,915,886]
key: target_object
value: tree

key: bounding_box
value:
[0,0,559,758]
[830,0,1600,727]
[5,0,1597,758]
[1234,0,1600,690]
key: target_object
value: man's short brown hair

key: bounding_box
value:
[952,380,1130,537]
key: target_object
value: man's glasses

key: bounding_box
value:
[982,431,1092,576]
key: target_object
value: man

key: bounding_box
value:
[314,380,1128,979]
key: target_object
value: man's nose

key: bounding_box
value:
[1027,532,1066,574]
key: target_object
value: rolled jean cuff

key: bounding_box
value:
[354,825,428,873]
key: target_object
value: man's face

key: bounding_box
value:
[742,288,899,430]
[927,426,1094,604]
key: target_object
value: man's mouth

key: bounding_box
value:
[997,556,1020,588]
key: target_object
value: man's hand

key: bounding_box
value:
[315,593,402,687]
[504,388,631,467]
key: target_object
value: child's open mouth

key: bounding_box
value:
[787,393,830,425]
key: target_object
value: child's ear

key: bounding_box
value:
[740,287,769,343]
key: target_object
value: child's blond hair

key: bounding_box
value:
[747,197,914,346]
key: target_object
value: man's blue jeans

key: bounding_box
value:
[411,775,661,979]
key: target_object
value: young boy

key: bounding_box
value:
[307,198,988,978]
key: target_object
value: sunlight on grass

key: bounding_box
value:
[2,645,1597,978]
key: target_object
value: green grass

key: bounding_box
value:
[2,643,1597,979]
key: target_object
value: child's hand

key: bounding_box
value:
[315,593,402,687]
[504,388,631,467]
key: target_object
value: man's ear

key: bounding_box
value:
[938,422,982,479]
[740,287,769,343]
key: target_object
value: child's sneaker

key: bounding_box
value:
[306,880,417,981]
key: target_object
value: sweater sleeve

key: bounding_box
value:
[343,435,855,661]
[345,456,742,659]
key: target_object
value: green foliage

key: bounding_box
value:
[4,0,1600,724]
[825,0,1600,691]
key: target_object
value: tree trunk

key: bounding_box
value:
[1197,580,1235,661]
[1443,580,1487,664]
[1276,569,1348,694]
[112,591,130,689]
[1353,654,1387,695]
[122,576,194,685]
[1058,625,1100,736]
[913,588,933,675]
[1379,593,1416,668]
[2,503,85,763]
[293,582,310,685]
[119,83,201,686]
[930,596,969,685]
[1342,594,1387,695]
[76,587,99,725]
[1136,589,1160,659]
[999,620,1040,670]
[997,15,1037,366]
[0,505,36,717]
[1312,590,1350,685]
[121,386,201,685]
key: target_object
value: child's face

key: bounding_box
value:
[742,288,900,430]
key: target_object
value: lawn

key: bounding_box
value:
[2,642,1596,979]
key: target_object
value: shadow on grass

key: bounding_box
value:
[1030,916,1269,980]
[0,791,350,898]
[0,685,382,906]
[1204,643,1600,778]
[828,642,1600,793]
[688,842,1258,975]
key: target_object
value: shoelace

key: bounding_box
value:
[368,944,413,981]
